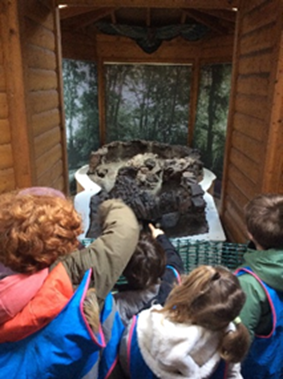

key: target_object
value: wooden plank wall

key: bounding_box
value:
[0,20,15,193]
[221,0,283,242]
[0,0,34,192]
[95,33,233,63]
[61,29,233,63]
[61,29,97,61]
[0,0,68,194]
[22,0,68,192]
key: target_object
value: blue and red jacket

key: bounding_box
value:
[0,269,105,379]
[235,267,283,379]
[98,293,125,379]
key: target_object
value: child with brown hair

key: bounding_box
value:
[0,188,139,379]
[235,193,283,378]
[119,265,250,379]
[114,223,184,325]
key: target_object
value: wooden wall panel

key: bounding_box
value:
[94,34,234,63]
[240,23,276,55]
[221,0,283,242]
[22,0,68,192]
[37,160,64,189]
[242,1,278,33]
[0,5,15,193]
[36,144,62,175]
[233,112,264,141]
[27,44,56,70]
[32,108,61,136]
[30,90,59,114]
[0,119,11,145]
[231,131,262,164]
[237,75,269,97]
[28,69,57,91]
[25,18,55,51]
[0,0,68,193]
[230,147,259,184]
[235,93,268,120]
[61,29,97,61]
[0,93,8,119]
[34,127,61,158]
[0,168,16,193]
[0,145,13,170]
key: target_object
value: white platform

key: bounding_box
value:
[74,165,225,242]
[175,192,226,242]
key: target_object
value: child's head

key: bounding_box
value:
[123,232,166,290]
[163,265,245,328]
[161,265,250,362]
[0,192,82,274]
[245,193,283,250]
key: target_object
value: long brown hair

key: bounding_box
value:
[160,265,250,363]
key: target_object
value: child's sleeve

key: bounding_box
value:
[237,274,266,340]
[62,199,139,309]
[119,317,134,378]
[154,234,184,305]
[156,234,184,274]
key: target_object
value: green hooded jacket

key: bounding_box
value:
[237,247,283,339]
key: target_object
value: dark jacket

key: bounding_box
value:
[114,234,184,325]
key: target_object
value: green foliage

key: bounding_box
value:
[62,59,100,193]
[105,64,191,145]
[193,64,232,181]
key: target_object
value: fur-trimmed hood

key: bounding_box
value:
[136,304,235,379]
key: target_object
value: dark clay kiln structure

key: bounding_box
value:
[86,140,208,238]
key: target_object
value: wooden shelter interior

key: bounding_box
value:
[0,0,283,243]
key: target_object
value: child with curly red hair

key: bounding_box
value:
[0,188,139,379]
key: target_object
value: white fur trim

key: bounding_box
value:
[136,305,222,379]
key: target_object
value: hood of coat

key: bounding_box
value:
[114,283,160,325]
[241,248,283,292]
[0,268,48,324]
[136,305,224,379]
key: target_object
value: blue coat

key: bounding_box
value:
[236,267,283,379]
[0,270,105,379]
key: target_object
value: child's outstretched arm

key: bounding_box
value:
[148,223,184,274]
[148,223,184,306]
[61,199,139,309]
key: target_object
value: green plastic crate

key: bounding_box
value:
[80,238,248,279]
[171,239,248,273]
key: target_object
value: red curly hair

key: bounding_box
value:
[0,193,82,273]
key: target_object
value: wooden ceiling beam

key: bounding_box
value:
[183,9,228,34]
[199,9,237,23]
[39,0,53,10]
[59,6,98,19]
[56,0,240,10]
[61,7,116,29]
